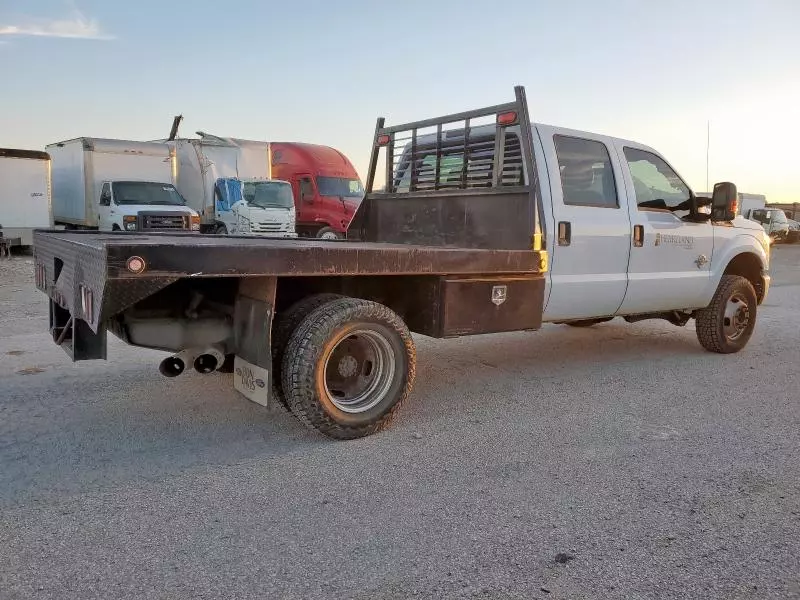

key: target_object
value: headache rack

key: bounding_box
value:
[349,85,543,251]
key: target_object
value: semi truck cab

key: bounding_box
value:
[270,142,364,239]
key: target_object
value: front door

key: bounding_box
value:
[97,182,114,230]
[540,129,633,321]
[614,143,714,314]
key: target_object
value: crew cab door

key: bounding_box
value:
[98,182,114,231]
[614,143,714,313]
[538,127,633,321]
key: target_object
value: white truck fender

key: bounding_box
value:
[705,233,770,305]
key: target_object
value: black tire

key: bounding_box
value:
[695,275,757,354]
[565,317,614,327]
[271,293,342,410]
[316,227,343,240]
[282,298,416,439]
[215,224,228,235]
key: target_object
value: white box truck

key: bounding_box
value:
[0,148,53,246]
[47,138,200,233]
[169,134,296,237]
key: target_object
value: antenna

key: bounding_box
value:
[706,120,710,192]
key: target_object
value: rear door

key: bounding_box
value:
[537,127,633,321]
[614,142,714,313]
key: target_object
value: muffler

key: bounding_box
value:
[193,345,226,374]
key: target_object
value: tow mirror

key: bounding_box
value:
[711,182,738,221]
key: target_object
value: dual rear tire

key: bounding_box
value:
[273,296,416,439]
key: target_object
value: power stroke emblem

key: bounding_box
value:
[491,285,507,306]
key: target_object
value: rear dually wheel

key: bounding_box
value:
[282,298,416,439]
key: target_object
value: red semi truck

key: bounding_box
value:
[269,142,364,239]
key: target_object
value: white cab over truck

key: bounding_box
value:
[33,87,770,441]
[169,134,296,237]
[47,138,200,233]
[0,148,53,247]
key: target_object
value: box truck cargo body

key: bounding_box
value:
[47,138,199,232]
[0,148,52,246]
[170,135,295,237]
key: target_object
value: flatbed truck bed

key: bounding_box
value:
[32,87,546,439]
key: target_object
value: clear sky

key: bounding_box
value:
[1,0,798,201]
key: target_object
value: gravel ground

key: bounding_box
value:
[1,245,799,599]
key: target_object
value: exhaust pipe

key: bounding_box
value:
[158,349,197,378]
[193,345,225,374]
[159,355,185,377]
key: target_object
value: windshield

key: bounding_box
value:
[112,181,186,206]
[772,210,788,224]
[243,181,294,209]
[316,176,364,198]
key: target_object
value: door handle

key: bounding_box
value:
[633,224,644,247]
[558,221,571,246]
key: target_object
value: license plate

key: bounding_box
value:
[233,356,270,407]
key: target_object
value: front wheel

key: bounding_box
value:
[215,224,228,235]
[316,227,343,240]
[282,298,416,439]
[695,275,757,354]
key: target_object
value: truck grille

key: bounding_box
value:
[139,212,188,231]
[251,222,289,233]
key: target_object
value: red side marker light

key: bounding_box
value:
[126,256,146,274]
[497,111,518,125]
[376,134,391,146]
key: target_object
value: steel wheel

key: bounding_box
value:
[322,329,396,413]
[723,294,750,342]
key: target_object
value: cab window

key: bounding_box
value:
[623,147,690,211]
[553,135,618,208]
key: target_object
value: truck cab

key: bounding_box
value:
[270,142,364,239]
[98,180,200,232]
[388,120,771,327]
[214,177,296,237]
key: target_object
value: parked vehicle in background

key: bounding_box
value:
[786,218,800,243]
[0,148,52,247]
[738,193,766,219]
[170,134,295,237]
[47,138,199,233]
[33,87,771,440]
[750,208,790,242]
[270,142,363,239]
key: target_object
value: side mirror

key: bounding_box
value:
[711,182,738,221]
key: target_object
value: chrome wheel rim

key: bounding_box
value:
[322,329,395,413]
[319,231,339,240]
[723,294,750,341]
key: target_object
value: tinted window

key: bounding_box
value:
[623,147,690,211]
[317,176,364,198]
[553,136,618,208]
[394,132,524,193]
[299,177,314,199]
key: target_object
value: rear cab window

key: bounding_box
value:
[393,130,524,193]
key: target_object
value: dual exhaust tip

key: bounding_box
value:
[159,347,225,378]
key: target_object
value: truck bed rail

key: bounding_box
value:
[349,86,543,251]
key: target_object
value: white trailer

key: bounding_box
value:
[47,138,199,232]
[0,148,52,246]
[169,134,295,237]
